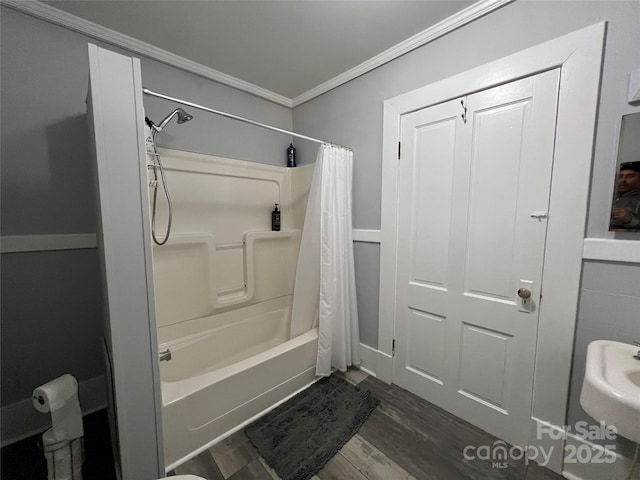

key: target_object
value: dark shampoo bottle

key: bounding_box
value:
[287,143,296,167]
[272,204,281,231]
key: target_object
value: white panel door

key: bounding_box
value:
[394,100,460,405]
[393,69,560,447]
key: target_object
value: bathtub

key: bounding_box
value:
[159,297,318,471]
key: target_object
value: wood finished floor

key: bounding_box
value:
[169,369,564,480]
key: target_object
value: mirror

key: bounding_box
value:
[609,112,640,232]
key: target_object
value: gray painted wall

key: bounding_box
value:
[292,0,640,446]
[141,59,293,166]
[1,7,293,238]
[353,242,380,347]
[0,7,292,409]
[1,249,104,406]
[293,1,639,232]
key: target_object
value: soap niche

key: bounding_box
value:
[152,230,300,328]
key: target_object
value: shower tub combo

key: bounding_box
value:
[150,149,317,470]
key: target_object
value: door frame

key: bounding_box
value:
[378,23,605,472]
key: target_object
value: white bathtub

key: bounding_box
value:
[159,298,318,471]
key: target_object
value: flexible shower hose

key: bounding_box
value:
[150,129,173,246]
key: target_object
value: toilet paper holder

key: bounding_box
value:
[34,395,46,406]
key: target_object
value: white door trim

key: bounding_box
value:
[379,23,605,472]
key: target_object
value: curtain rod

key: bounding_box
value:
[142,88,351,151]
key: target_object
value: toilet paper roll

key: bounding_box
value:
[33,374,84,442]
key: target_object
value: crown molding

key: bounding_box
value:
[291,0,513,107]
[4,0,511,109]
[2,0,293,107]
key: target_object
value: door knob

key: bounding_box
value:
[517,288,532,299]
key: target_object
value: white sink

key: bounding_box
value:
[580,340,640,443]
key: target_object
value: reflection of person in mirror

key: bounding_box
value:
[611,161,640,231]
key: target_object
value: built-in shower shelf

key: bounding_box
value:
[153,230,300,327]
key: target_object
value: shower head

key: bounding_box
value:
[176,108,194,124]
[153,108,194,132]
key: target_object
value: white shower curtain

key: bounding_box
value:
[291,144,360,377]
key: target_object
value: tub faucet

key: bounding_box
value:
[159,348,172,362]
[633,341,640,360]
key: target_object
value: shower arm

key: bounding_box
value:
[142,88,352,151]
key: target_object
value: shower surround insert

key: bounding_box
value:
[150,149,317,470]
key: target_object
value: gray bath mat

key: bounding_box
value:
[244,374,379,480]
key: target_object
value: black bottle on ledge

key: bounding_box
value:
[272,204,281,231]
[287,143,296,167]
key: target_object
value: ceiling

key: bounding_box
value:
[42,0,475,100]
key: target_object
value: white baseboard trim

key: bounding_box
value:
[561,432,635,480]
[1,374,108,447]
[1,234,97,253]
[528,417,566,474]
[359,343,393,384]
